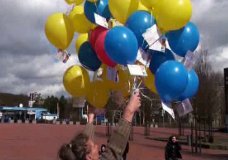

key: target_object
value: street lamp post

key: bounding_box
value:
[162,109,165,127]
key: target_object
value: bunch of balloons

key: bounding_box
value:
[44,0,200,108]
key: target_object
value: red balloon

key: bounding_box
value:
[89,26,107,49]
[95,31,117,67]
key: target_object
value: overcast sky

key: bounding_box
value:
[0,0,227,98]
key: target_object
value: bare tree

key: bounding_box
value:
[193,49,224,128]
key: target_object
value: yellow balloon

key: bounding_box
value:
[113,66,134,97]
[75,33,88,53]
[109,0,139,24]
[137,1,149,12]
[99,65,116,90]
[141,0,159,10]
[65,0,75,4]
[69,6,94,33]
[75,0,84,5]
[155,0,192,32]
[144,68,157,94]
[65,0,84,5]
[45,13,74,49]
[63,65,90,97]
[87,0,97,2]
[86,81,110,108]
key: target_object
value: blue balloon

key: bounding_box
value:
[104,26,138,65]
[166,22,200,57]
[78,42,101,71]
[149,49,175,74]
[178,69,199,101]
[84,0,111,24]
[155,60,188,102]
[125,11,155,48]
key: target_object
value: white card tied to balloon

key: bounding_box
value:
[142,25,161,49]
[127,64,147,77]
[93,67,103,81]
[142,25,160,45]
[56,49,70,63]
[56,50,65,61]
[184,50,199,70]
[149,40,163,52]
[107,67,119,83]
[94,13,109,29]
[176,99,193,117]
[136,48,150,67]
[161,101,175,119]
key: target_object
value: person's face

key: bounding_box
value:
[101,146,106,152]
[86,139,99,160]
[172,136,177,143]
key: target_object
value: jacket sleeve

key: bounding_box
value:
[100,118,131,160]
[165,145,169,160]
[82,123,95,140]
[176,142,182,150]
[165,143,172,160]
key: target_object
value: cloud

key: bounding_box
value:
[191,0,228,71]
[0,0,80,97]
[0,50,78,96]
[0,0,70,56]
[209,46,228,70]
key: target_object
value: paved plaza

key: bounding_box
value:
[0,124,227,160]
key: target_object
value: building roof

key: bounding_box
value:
[0,106,47,112]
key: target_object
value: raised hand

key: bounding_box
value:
[123,89,141,122]
[87,104,96,124]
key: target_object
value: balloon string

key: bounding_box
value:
[128,79,131,94]
[132,76,142,91]
[150,9,153,29]
[131,75,153,102]
[146,53,152,67]
[132,76,137,91]
[141,91,152,101]
[136,78,142,89]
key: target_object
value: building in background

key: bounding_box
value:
[0,105,58,122]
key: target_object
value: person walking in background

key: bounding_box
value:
[99,144,106,155]
[165,136,182,160]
